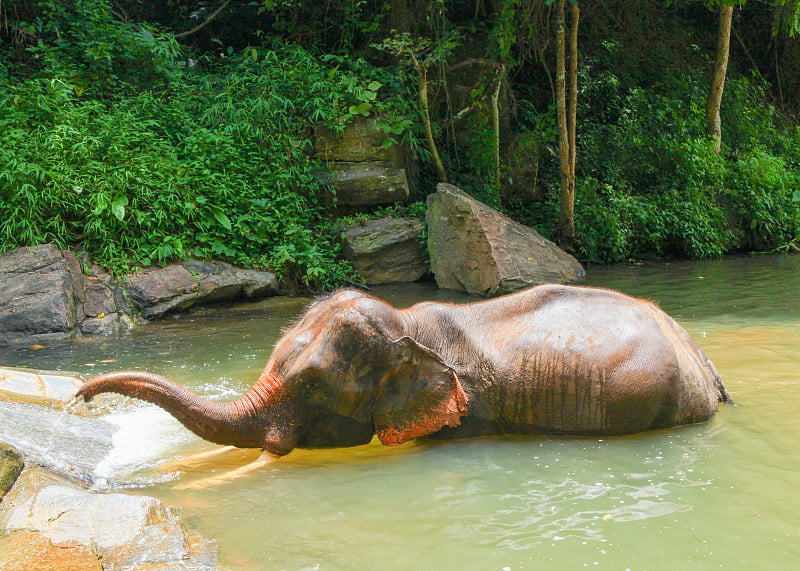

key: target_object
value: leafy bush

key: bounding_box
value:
[723,150,800,251]
[0,40,416,290]
[9,0,179,92]
[550,55,800,262]
[575,181,730,262]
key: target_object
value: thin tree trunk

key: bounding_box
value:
[417,62,448,182]
[568,3,580,184]
[556,0,575,250]
[490,65,505,190]
[706,4,733,154]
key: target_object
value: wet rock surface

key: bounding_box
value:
[426,183,585,296]
[0,400,117,483]
[0,367,130,483]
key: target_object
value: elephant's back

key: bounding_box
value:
[476,285,722,434]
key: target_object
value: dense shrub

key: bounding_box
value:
[527,46,800,263]
[0,36,416,289]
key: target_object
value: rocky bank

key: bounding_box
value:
[0,181,584,346]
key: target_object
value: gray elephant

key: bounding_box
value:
[77,285,730,457]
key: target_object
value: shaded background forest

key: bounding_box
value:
[2,0,800,290]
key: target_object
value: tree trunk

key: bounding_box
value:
[490,65,505,190]
[706,4,734,154]
[568,3,580,185]
[417,63,448,182]
[556,0,576,250]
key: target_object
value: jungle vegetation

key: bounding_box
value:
[2,0,800,290]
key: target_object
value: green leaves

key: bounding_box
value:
[209,206,232,231]
[0,42,381,290]
[111,196,127,222]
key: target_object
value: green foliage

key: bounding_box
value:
[373,30,460,70]
[575,182,731,262]
[261,0,387,52]
[318,53,421,150]
[534,45,800,262]
[12,0,180,93]
[723,149,800,250]
[3,0,800,281]
[0,37,418,290]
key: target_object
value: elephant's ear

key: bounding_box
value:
[373,336,468,446]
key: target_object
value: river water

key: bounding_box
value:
[1,255,799,570]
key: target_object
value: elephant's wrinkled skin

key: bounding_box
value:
[77,285,730,456]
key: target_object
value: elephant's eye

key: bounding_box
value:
[304,375,322,392]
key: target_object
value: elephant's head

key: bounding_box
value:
[76,290,468,456]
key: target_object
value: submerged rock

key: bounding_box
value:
[426,183,585,296]
[0,367,86,411]
[341,217,427,284]
[0,400,116,484]
[0,467,219,570]
[0,367,127,483]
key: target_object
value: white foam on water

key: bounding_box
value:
[92,404,195,487]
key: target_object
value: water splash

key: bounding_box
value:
[91,404,195,489]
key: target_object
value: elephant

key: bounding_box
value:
[76,285,730,458]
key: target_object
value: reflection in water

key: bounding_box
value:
[0,255,799,569]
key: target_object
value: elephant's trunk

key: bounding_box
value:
[76,371,271,449]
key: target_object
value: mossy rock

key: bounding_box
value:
[0,442,24,499]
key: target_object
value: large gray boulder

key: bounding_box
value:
[341,217,427,284]
[0,245,124,345]
[125,260,279,319]
[0,467,218,570]
[0,244,80,344]
[426,183,585,296]
[0,244,282,343]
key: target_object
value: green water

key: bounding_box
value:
[2,255,799,570]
